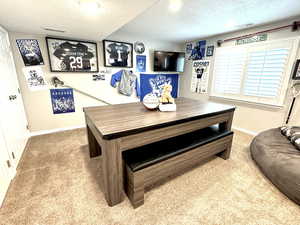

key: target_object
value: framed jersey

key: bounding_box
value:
[46,37,99,72]
[103,40,133,68]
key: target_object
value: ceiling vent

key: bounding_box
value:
[43,27,66,33]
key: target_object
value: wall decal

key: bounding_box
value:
[140,74,178,101]
[16,39,44,66]
[92,68,110,81]
[134,41,145,54]
[206,46,214,57]
[191,60,210,94]
[236,34,267,45]
[136,55,146,72]
[46,37,98,72]
[22,67,48,91]
[103,40,133,68]
[188,40,206,60]
[50,88,75,114]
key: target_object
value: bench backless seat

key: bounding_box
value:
[123,125,234,208]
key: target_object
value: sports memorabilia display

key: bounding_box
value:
[110,70,140,97]
[103,40,133,68]
[22,67,48,91]
[140,74,178,101]
[142,93,160,110]
[206,46,214,57]
[292,59,300,80]
[136,55,146,72]
[46,37,98,72]
[134,41,145,54]
[188,40,206,60]
[50,88,75,114]
[16,39,44,66]
[190,60,210,94]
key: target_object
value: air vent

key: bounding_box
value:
[43,27,66,33]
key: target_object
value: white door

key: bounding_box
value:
[0,26,29,168]
[0,126,12,206]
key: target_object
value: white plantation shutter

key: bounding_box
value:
[211,38,298,106]
[213,48,246,95]
[244,48,289,98]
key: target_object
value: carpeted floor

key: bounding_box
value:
[0,128,300,225]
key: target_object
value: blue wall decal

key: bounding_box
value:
[136,55,146,72]
[50,88,75,114]
[140,74,178,101]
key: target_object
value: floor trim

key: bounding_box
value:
[232,126,258,136]
[30,125,85,137]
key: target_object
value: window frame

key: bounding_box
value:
[210,37,300,107]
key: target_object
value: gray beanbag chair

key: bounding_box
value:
[250,128,300,205]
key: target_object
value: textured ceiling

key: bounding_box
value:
[0,0,158,41]
[113,0,300,43]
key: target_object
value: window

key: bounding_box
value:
[211,38,299,106]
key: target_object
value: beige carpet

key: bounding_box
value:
[0,128,299,225]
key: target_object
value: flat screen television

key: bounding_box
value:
[154,51,185,72]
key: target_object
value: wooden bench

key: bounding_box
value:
[123,125,234,208]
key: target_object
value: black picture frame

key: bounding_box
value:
[46,37,99,73]
[292,59,300,80]
[16,39,44,66]
[103,40,133,68]
[206,45,214,57]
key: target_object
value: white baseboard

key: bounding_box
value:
[232,126,258,136]
[30,125,85,137]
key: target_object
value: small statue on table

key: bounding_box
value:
[159,84,176,111]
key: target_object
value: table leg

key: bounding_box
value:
[218,112,234,160]
[102,139,123,206]
[87,125,101,158]
[219,111,234,131]
[218,141,232,160]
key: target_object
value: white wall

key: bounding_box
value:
[180,18,300,134]
[9,32,182,132]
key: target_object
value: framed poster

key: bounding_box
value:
[50,88,75,114]
[292,59,300,80]
[16,39,44,66]
[140,74,178,101]
[206,46,214,57]
[188,40,206,60]
[46,37,98,72]
[136,55,146,72]
[191,60,210,94]
[22,67,48,91]
[103,40,133,68]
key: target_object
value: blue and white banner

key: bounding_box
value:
[50,88,75,114]
[136,55,146,72]
[140,74,178,101]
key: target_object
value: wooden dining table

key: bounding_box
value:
[83,97,235,207]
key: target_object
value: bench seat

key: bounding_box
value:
[123,125,234,208]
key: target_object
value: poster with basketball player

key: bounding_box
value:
[103,40,133,68]
[46,37,99,72]
[22,66,48,91]
[190,60,210,94]
[50,88,75,114]
[16,39,44,66]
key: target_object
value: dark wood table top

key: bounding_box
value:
[84,97,235,139]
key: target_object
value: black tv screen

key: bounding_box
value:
[154,51,185,72]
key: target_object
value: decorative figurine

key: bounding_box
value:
[159,84,176,111]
